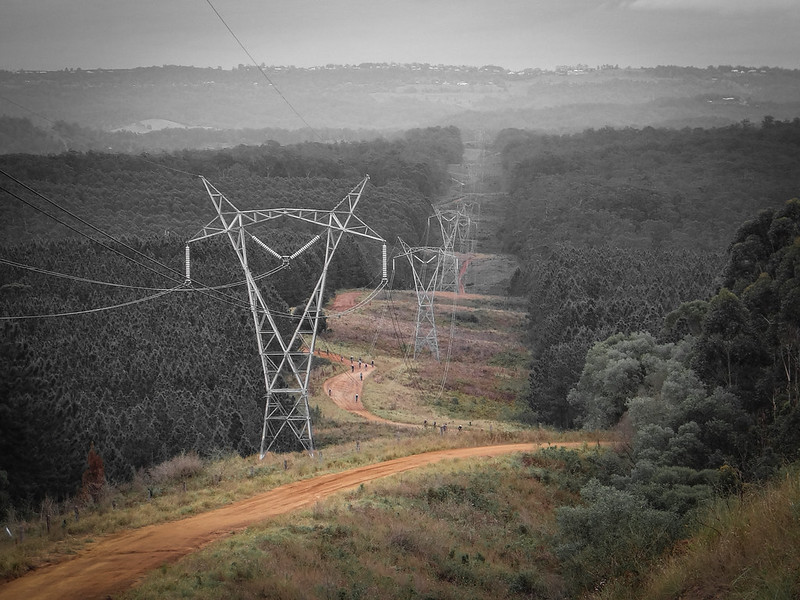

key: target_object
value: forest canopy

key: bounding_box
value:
[497,121,800,592]
[499,118,800,429]
[551,200,800,592]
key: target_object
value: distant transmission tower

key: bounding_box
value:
[396,238,442,361]
[454,201,478,255]
[433,202,478,293]
[187,176,386,457]
[430,209,459,294]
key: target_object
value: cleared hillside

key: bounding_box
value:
[0,441,607,600]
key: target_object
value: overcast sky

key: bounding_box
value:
[1,0,799,71]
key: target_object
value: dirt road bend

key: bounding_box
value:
[317,349,411,426]
[321,352,384,420]
[318,289,411,425]
[0,442,598,600]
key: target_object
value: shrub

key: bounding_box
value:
[556,479,679,592]
[508,569,547,596]
[147,452,204,484]
[80,443,105,504]
[454,311,479,324]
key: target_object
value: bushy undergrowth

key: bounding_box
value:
[145,452,204,484]
[592,463,800,600]
[516,445,723,596]
[556,480,680,593]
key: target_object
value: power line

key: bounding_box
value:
[0,255,294,300]
[1,168,181,279]
[0,257,179,291]
[0,94,60,128]
[0,181,189,285]
[0,188,251,313]
[0,247,302,318]
[0,284,184,320]
[0,96,260,307]
[0,173,253,310]
[1,181,352,318]
[204,0,322,141]
[136,153,203,178]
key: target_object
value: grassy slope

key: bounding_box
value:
[1,431,568,581]
[106,286,608,600]
[592,466,800,600]
[121,450,595,600]
[314,290,532,429]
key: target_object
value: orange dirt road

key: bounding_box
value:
[328,289,364,313]
[319,289,412,425]
[0,442,596,600]
[317,349,406,426]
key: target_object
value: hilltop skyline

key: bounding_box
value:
[1,0,799,73]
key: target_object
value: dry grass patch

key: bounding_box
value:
[147,452,204,484]
[2,288,559,586]
[1,428,586,582]
[321,290,532,427]
[121,450,592,600]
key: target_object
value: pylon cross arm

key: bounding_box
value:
[187,177,384,244]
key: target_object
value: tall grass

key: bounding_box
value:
[122,448,604,600]
[0,427,590,582]
[593,464,800,600]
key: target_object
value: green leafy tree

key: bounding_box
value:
[568,332,671,430]
[662,299,709,340]
[691,288,767,402]
[555,479,678,592]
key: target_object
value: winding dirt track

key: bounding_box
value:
[317,349,410,426]
[319,289,412,425]
[0,442,595,600]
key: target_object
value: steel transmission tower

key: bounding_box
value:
[454,201,478,255]
[187,176,386,457]
[431,209,459,294]
[433,202,477,293]
[396,238,442,361]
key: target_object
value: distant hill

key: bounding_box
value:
[111,118,198,133]
[2,64,800,153]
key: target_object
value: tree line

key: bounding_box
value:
[553,199,800,593]
[0,126,461,245]
[498,120,800,592]
[501,118,800,430]
[0,115,390,155]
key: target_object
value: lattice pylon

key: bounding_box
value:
[433,206,477,293]
[187,176,385,457]
[397,238,442,361]
[454,202,478,255]
[431,209,456,294]
[438,250,459,294]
